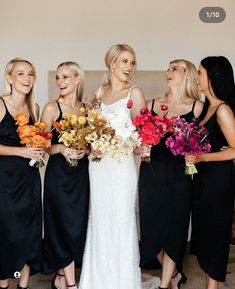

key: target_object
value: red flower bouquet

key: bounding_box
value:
[132,105,172,161]
[165,117,211,175]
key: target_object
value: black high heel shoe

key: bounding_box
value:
[0,286,9,289]
[16,286,28,289]
[171,271,188,289]
[51,273,65,289]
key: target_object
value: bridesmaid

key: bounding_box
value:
[186,56,235,289]
[41,61,89,289]
[0,58,43,289]
[139,59,203,289]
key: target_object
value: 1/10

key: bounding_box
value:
[206,11,220,18]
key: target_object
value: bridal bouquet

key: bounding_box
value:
[104,107,141,159]
[82,108,115,161]
[85,107,140,161]
[53,109,91,166]
[132,105,172,161]
[165,117,211,175]
[15,113,52,168]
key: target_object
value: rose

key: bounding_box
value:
[15,113,29,126]
[17,125,38,144]
[127,99,133,109]
[140,108,149,115]
[132,115,145,126]
[31,134,49,148]
[160,104,168,111]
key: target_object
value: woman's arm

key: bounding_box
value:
[40,101,65,156]
[130,87,146,118]
[186,104,235,163]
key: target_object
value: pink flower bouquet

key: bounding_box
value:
[165,117,211,175]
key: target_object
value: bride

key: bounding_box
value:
[78,44,146,289]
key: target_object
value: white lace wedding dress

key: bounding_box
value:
[78,89,141,289]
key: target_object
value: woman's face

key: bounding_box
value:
[112,51,135,82]
[166,62,186,88]
[8,61,34,95]
[195,64,209,94]
[56,66,79,97]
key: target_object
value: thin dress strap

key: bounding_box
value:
[215,102,226,113]
[96,86,102,99]
[192,100,196,113]
[0,97,8,111]
[56,100,63,115]
[151,99,155,112]
[127,85,136,100]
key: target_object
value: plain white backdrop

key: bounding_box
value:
[0,0,234,109]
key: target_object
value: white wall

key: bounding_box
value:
[0,0,234,109]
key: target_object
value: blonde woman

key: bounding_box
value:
[139,59,203,289]
[78,44,146,289]
[41,61,89,289]
[0,58,43,289]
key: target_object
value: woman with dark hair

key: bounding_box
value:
[0,58,43,289]
[41,61,89,289]
[186,56,235,289]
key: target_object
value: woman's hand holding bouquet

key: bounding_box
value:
[15,113,52,167]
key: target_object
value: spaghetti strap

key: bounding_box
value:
[151,99,155,112]
[215,102,226,113]
[96,86,102,99]
[56,100,63,115]
[127,85,136,100]
[192,101,196,113]
[0,96,8,110]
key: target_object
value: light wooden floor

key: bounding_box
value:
[8,245,235,289]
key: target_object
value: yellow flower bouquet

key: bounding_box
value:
[53,108,92,166]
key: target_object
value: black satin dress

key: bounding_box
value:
[191,102,235,282]
[139,100,195,268]
[0,97,42,279]
[42,101,89,274]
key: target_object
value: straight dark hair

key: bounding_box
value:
[201,56,235,114]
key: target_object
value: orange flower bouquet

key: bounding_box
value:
[15,113,53,167]
[53,108,92,166]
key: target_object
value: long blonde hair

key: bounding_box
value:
[2,57,37,121]
[102,44,137,85]
[57,61,84,101]
[169,59,200,100]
